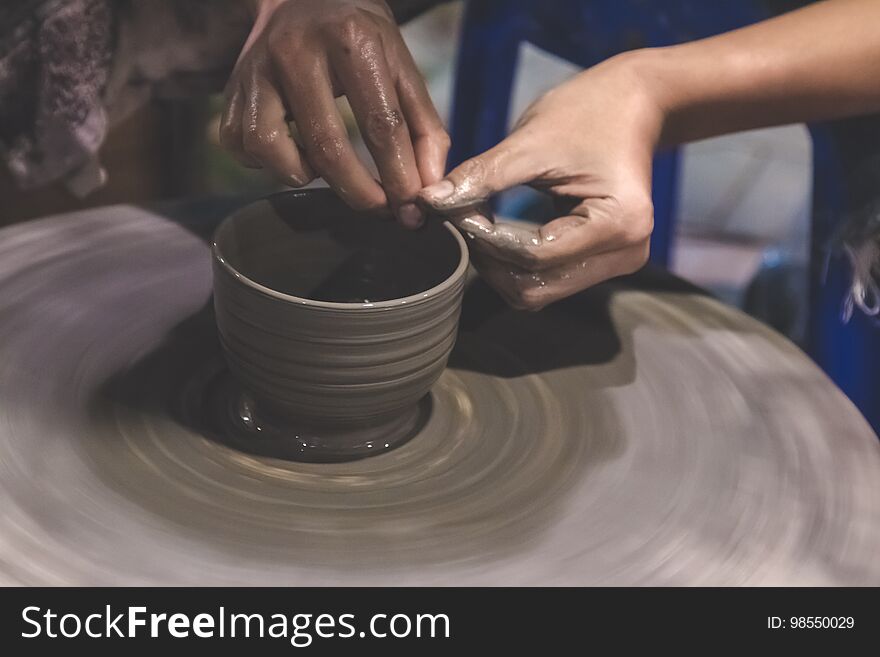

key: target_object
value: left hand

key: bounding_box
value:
[220,0,449,227]
[419,52,662,310]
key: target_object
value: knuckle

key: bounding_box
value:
[614,194,654,245]
[455,157,488,185]
[241,130,275,157]
[633,195,655,225]
[514,289,547,312]
[325,9,374,46]
[623,242,651,274]
[429,128,452,152]
[218,123,239,150]
[511,274,547,310]
[635,242,651,268]
[363,107,405,144]
[306,131,346,169]
[266,29,296,61]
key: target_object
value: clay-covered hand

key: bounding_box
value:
[419,54,661,310]
[221,0,449,227]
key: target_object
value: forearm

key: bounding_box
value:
[632,0,880,146]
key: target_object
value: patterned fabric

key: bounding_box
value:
[0,0,250,195]
[0,0,113,192]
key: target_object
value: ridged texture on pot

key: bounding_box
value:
[213,261,465,423]
[211,191,468,425]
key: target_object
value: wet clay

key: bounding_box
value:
[0,204,878,585]
[212,190,469,436]
[427,199,550,269]
[174,356,429,462]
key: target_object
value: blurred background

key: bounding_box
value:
[0,1,811,343]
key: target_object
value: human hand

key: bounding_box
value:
[419,53,662,310]
[220,0,449,227]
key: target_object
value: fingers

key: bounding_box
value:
[329,31,423,225]
[223,5,449,224]
[240,69,315,187]
[274,55,387,212]
[461,194,654,272]
[419,131,539,212]
[472,240,651,311]
[220,70,316,186]
[457,193,653,309]
[219,83,259,168]
[393,35,451,187]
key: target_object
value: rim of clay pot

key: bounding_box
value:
[212,197,470,311]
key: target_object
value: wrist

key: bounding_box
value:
[615,43,780,147]
[588,49,672,152]
[604,48,689,149]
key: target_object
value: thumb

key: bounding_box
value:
[418,132,538,212]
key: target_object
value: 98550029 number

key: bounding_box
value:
[767,616,854,629]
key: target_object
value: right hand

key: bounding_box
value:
[419,53,661,310]
[220,0,449,227]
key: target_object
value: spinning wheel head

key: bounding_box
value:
[0,202,877,585]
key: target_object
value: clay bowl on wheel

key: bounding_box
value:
[212,189,469,437]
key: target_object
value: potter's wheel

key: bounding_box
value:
[1,201,878,586]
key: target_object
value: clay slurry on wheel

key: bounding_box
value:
[0,203,877,584]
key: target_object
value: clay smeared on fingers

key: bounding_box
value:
[421,198,552,271]
[472,238,649,311]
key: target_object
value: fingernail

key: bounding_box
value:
[422,180,455,202]
[456,214,494,236]
[397,203,424,229]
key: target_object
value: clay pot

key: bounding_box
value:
[212,189,469,428]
